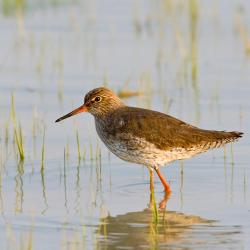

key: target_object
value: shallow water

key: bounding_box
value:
[0,0,249,249]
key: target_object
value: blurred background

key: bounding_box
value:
[0,0,249,249]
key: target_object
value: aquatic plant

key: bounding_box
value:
[76,129,81,164]
[41,127,45,170]
[11,94,25,161]
[2,0,26,16]
[14,126,25,161]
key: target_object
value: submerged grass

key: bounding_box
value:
[189,0,200,122]
[2,0,25,16]
[89,137,93,161]
[76,129,81,164]
[41,127,45,170]
[243,169,247,202]
[149,187,159,250]
[14,160,24,213]
[235,7,250,56]
[63,147,68,212]
[11,94,25,161]
[14,127,25,161]
[151,188,158,225]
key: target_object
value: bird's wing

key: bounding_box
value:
[107,106,241,151]
[107,107,202,150]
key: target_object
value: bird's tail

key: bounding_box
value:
[205,130,243,150]
[219,130,243,142]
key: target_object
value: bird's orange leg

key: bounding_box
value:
[154,167,171,194]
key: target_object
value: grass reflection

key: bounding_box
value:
[15,161,24,213]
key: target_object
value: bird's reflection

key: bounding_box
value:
[96,186,212,250]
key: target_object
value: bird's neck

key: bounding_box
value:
[94,103,125,121]
[94,98,124,117]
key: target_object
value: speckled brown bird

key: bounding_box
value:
[55,87,243,194]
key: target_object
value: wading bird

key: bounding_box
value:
[55,87,243,198]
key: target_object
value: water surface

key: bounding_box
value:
[0,0,249,249]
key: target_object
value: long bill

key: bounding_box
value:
[55,105,87,123]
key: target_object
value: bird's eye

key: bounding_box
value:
[95,96,101,102]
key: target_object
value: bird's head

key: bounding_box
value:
[55,87,124,122]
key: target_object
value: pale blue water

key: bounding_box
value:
[0,0,249,249]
